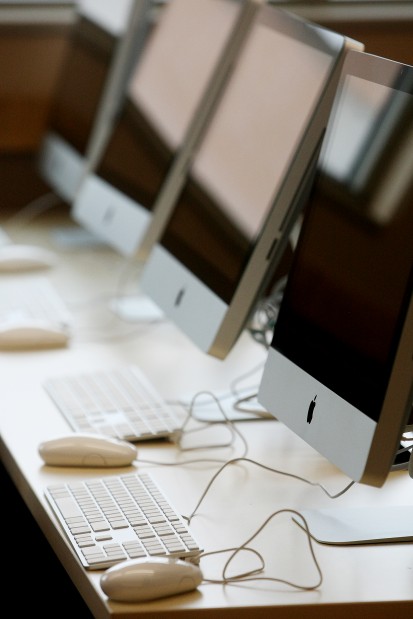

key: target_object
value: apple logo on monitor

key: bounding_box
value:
[307,395,317,424]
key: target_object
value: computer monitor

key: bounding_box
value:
[37,0,152,204]
[258,50,413,490]
[140,4,362,359]
[71,0,261,258]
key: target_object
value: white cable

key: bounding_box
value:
[185,457,355,525]
[201,509,323,591]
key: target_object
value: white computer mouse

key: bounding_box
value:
[100,557,203,602]
[0,243,58,272]
[0,319,69,349]
[38,433,138,467]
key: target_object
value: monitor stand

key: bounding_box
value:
[50,224,164,322]
[109,294,164,322]
[294,504,413,544]
[295,444,412,544]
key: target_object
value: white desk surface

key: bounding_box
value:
[1,211,412,618]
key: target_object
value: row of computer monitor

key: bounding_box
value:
[37,0,412,489]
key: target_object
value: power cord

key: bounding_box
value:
[248,275,287,348]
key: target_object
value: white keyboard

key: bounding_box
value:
[44,472,202,569]
[44,366,185,442]
[0,275,72,331]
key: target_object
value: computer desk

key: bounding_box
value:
[0,209,412,618]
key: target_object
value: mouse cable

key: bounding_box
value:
[176,390,250,454]
[135,402,325,592]
[135,391,354,520]
[184,457,355,526]
[200,507,323,591]
[134,396,348,591]
[136,390,251,469]
[229,360,272,418]
[174,360,270,422]
[229,359,264,399]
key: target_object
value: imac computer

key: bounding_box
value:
[37,0,153,205]
[258,50,413,493]
[71,0,263,258]
[139,3,363,359]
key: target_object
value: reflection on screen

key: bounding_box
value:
[272,74,413,422]
[321,70,413,223]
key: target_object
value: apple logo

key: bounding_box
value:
[307,395,317,424]
[174,288,185,306]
